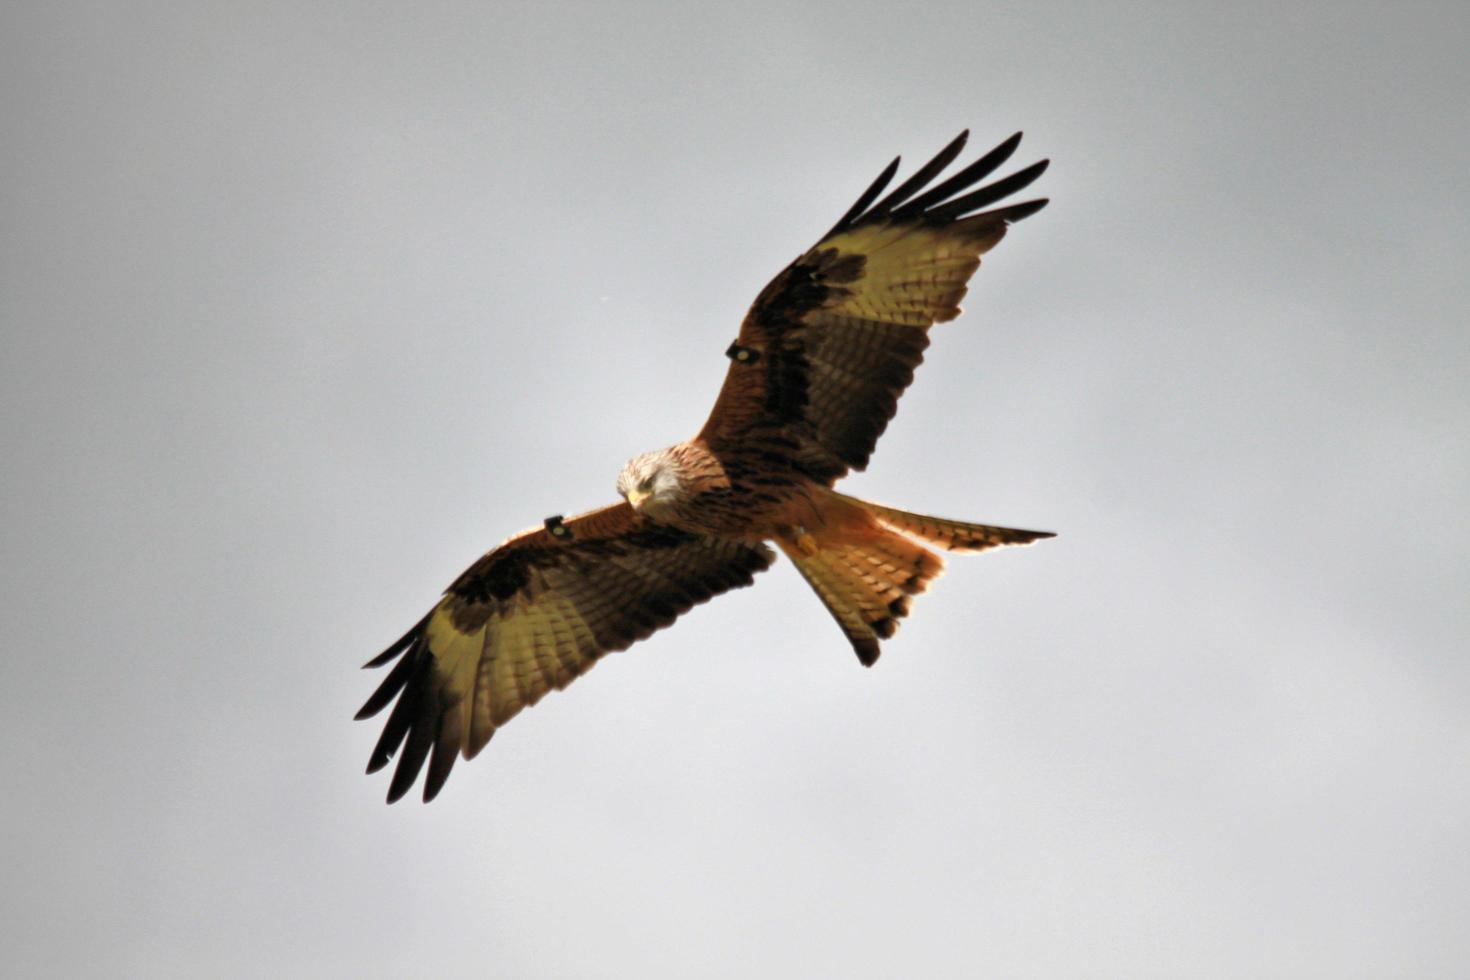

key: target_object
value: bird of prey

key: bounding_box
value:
[357,130,1053,803]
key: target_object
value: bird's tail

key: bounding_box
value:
[777,490,1053,666]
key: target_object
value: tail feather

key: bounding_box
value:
[777,522,942,666]
[831,490,1055,552]
[782,490,1054,664]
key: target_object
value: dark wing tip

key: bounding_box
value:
[355,613,430,719]
[386,720,434,804]
[422,744,458,803]
[825,154,903,237]
[923,158,1050,223]
[995,198,1049,223]
[865,130,972,220]
[355,614,441,802]
[829,130,1048,235]
[362,611,430,668]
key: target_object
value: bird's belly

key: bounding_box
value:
[664,481,824,542]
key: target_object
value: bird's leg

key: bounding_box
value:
[792,526,820,556]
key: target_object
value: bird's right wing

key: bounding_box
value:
[355,502,775,803]
[698,130,1047,483]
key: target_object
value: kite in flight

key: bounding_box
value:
[357,130,1054,802]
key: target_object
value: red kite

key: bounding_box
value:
[358,130,1053,802]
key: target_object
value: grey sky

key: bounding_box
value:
[3,2,1467,977]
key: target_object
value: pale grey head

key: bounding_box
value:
[616,447,686,517]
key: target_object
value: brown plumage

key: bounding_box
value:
[358,129,1055,802]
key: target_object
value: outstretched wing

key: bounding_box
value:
[355,503,775,803]
[698,130,1048,483]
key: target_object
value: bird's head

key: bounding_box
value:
[617,449,684,516]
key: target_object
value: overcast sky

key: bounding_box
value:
[4,2,1468,977]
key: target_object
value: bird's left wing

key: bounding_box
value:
[698,130,1048,483]
[356,502,775,803]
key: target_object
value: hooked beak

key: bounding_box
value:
[626,487,651,510]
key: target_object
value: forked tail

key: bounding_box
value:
[777,490,1053,665]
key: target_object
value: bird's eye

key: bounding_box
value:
[638,479,653,493]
